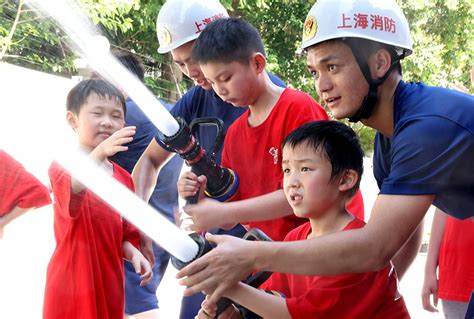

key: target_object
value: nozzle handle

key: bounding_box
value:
[185,189,200,205]
[189,117,226,160]
[216,228,273,317]
[185,166,202,205]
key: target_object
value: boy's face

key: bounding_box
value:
[200,60,258,107]
[306,41,368,120]
[67,93,125,151]
[282,143,341,219]
[171,41,212,90]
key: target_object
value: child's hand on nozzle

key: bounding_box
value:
[182,199,236,233]
[177,171,207,200]
[91,126,136,161]
[196,295,241,319]
[175,206,196,233]
[218,305,241,319]
[195,295,217,318]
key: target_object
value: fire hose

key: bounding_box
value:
[159,117,273,317]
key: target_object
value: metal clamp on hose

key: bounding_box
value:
[170,232,213,270]
[160,116,239,203]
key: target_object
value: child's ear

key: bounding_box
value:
[66,111,78,129]
[338,169,358,193]
[252,52,266,74]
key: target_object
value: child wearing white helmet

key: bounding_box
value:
[129,1,287,318]
[175,1,474,317]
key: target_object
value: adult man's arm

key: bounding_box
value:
[131,138,173,264]
[177,194,433,304]
[391,220,423,280]
[132,138,173,202]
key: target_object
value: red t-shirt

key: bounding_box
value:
[222,88,330,240]
[0,150,51,215]
[347,190,364,221]
[261,219,410,319]
[438,216,474,302]
[43,161,140,319]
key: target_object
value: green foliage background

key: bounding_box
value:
[1,0,473,153]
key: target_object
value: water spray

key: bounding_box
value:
[24,0,195,262]
[56,147,199,262]
[24,0,241,266]
[26,0,179,137]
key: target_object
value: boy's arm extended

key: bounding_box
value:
[182,189,293,232]
[177,194,432,304]
[223,283,290,319]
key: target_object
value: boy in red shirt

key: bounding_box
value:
[0,150,52,238]
[422,208,474,317]
[178,17,363,241]
[197,121,409,319]
[43,79,152,319]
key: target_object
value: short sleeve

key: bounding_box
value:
[0,152,51,215]
[380,116,472,195]
[48,161,85,219]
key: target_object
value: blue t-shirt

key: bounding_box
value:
[112,98,183,221]
[158,72,286,164]
[373,81,474,220]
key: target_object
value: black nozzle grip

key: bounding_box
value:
[185,192,200,205]
[216,298,233,316]
[171,233,212,270]
[216,228,273,317]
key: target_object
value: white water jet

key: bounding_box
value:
[57,147,198,262]
[26,0,179,137]
[24,0,199,262]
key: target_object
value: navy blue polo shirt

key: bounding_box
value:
[374,81,474,219]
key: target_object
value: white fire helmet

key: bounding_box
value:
[301,0,413,57]
[156,0,229,54]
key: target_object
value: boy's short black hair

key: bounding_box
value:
[282,120,364,197]
[67,79,126,116]
[191,17,266,65]
[111,49,145,82]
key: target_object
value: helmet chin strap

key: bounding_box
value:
[347,42,403,123]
